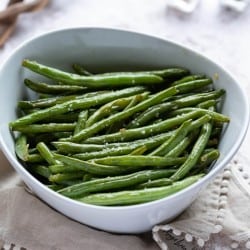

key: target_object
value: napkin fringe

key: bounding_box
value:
[153,165,232,250]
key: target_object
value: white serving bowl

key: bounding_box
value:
[0,28,249,234]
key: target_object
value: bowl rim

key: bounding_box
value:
[0,26,249,211]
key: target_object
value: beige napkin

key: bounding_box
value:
[153,153,250,249]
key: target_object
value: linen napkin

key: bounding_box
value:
[153,152,250,249]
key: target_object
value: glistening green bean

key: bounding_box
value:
[22,59,164,88]
[15,134,29,161]
[170,121,213,181]
[77,174,203,206]
[36,142,59,165]
[169,107,230,123]
[12,123,76,133]
[18,90,111,109]
[97,68,189,79]
[54,153,149,176]
[93,155,186,168]
[171,74,206,86]
[149,120,192,156]
[74,110,88,135]
[58,169,176,198]
[10,86,145,128]
[136,178,173,189]
[24,79,87,94]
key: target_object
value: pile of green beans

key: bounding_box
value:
[10,60,230,206]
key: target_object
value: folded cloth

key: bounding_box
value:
[153,153,250,250]
[0,153,158,250]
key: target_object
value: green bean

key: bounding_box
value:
[49,164,92,175]
[72,63,92,76]
[85,93,148,128]
[200,149,220,165]
[12,123,76,133]
[98,68,189,78]
[15,134,29,161]
[36,142,59,165]
[73,133,173,160]
[52,141,105,154]
[174,79,212,93]
[26,153,44,163]
[77,174,203,206]
[169,107,230,123]
[136,178,173,189]
[63,86,179,142]
[54,153,147,176]
[93,155,186,168]
[152,115,210,156]
[171,74,206,86]
[144,68,189,78]
[106,95,143,133]
[10,86,145,129]
[49,172,85,183]
[18,96,77,109]
[72,147,144,161]
[49,164,67,174]
[197,100,217,109]
[124,94,142,109]
[129,145,148,155]
[171,121,213,181]
[18,90,111,109]
[58,169,176,198]
[29,165,51,179]
[83,110,210,144]
[74,110,88,135]
[149,120,192,156]
[165,131,198,157]
[24,79,87,94]
[191,149,220,175]
[22,59,164,88]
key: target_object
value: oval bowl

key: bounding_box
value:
[0,28,249,233]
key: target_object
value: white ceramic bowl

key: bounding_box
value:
[0,28,249,234]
